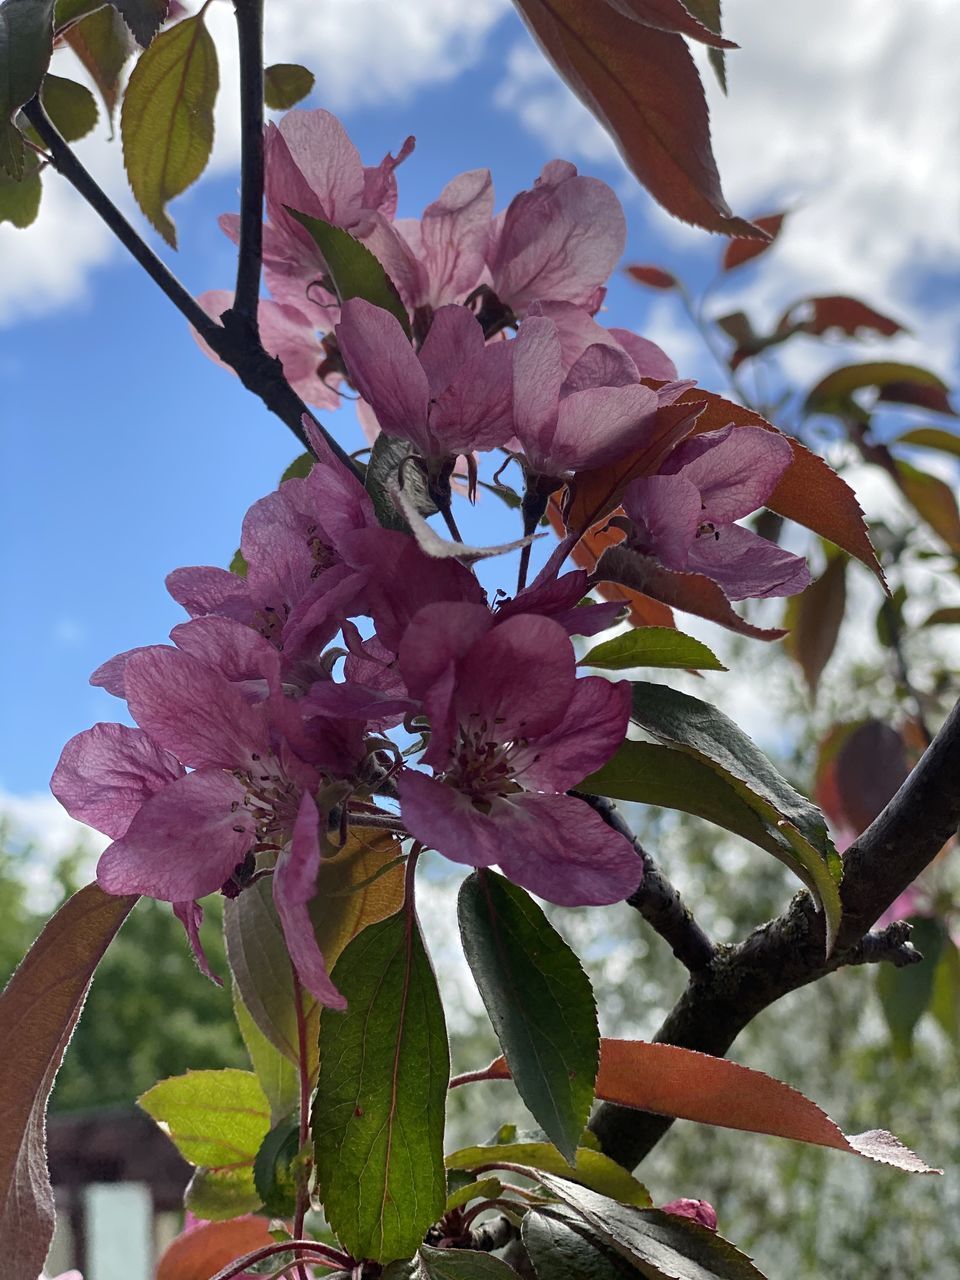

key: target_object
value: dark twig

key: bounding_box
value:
[231,0,265,328]
[21,97,220,344]
[589,694,960,1171]
[578,793,716,972]
[23,97,358,469]
[845,920,922,969]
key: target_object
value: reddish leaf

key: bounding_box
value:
[783,552,847,697]
[922,606,960,627]
[805,361,957,419]
[722,212,785,271]
[602,0,736,47]
[563,398,707,533]
[0,884,136,1280]
[509,0,759,235]
[547,499,676,629]
[893,460,960,553]
[833,720,911,835]
[156,1216,274,1280]
[63,5,134,121]
[625,263,678,290]
[782,295,905,341]
[676,389,885,585]
[478,1040,939,1173]
[683,0,727,90]
[596,543,786,640]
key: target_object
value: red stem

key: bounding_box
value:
[208,1241,348,1280]
[292,967,313,1280]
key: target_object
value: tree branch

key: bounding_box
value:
[21,97,220,345]
[578,793,716,973]
[590,694,960,1171]
[231,0,265,328]
[22,97,359,471]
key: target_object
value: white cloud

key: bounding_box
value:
[1,788,104,909]
[496,1,960,379]
[0,0,510,326]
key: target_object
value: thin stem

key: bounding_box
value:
[21,97,220,344]
[448,1065,501,1090]
[678,280,753,408]
[232,0,266,328]
[440,503,465,543]
[404,841,423,909]
[209,1242,349,1280]
[292,969,313,1280]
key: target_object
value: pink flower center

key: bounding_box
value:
[445,716,526,805]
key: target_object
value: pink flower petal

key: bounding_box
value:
[490,163,626,313]
[661,1199,718,1231]
[273,792,346,1009]
[173,900,222,985]
[562,342,640,394]
[551,383,659,472]
[336,298,429,446]
[511,675,630,793]
[686,522,810,600]
[609,327,678,381]
[89,646,161,698]
[512,316,563,458]
[418,305,487,399]
[97,769,253,900]
[493,792,642,906]
[399,769,502,870]
[123,647,271,771]
[51,723,185,839]
[276,108,365,228]
[666,426,793,523]
[454,614,576,745]
[432,339,515,451]
[165,565,252,620]
[171,616,282,693]
[413,168,493,308]
[623,473,704,570]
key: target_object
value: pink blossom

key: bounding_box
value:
[622,426,810,600]
[395,605,641,905]
[487,160,626,315]
[512,315,659,478]
[336,298,513,459]
[528,300,677,383]
[393,169,494,310]
[661,1199,718,1231]
[220,109,415,320]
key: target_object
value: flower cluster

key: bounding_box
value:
[55,110,811,1009]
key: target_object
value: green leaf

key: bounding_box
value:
[365,432,437,534]
[524,1210,646,1280]
[280,450,315,483]
[628,683,842,949]
[40,73,97,140]
[805,361,956,418]
[0,151,40,225]
[184,1164,261,1221]
[111,0,169,47]
[63,4,133,121]
[313,909,449,1264]
[416,1246,520,1279]
[923,606,960,628]
[53,0,104,28]
[139,1068,270,1167]
[893,460,960,553]
[582,740,796,864]
[284,208,410,335]
[0,0,55,178]
[264,61,315,110]
[139,1068,270,1221]
[895,426,960,458]
[536,1182,770,1280]
[877,916,947,1057]
[444,1176,503,1214]
[233,983,298,1125]
[445,1141,650,1207]
[229,546,249,577]
[224,878,320,1073]
[930,938,960,1042]
[253,1115,301,1216]
[458,871,599,1163]
[120,10,218,247]
[580,627,725,672]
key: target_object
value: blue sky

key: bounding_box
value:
[2,0,959,820]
